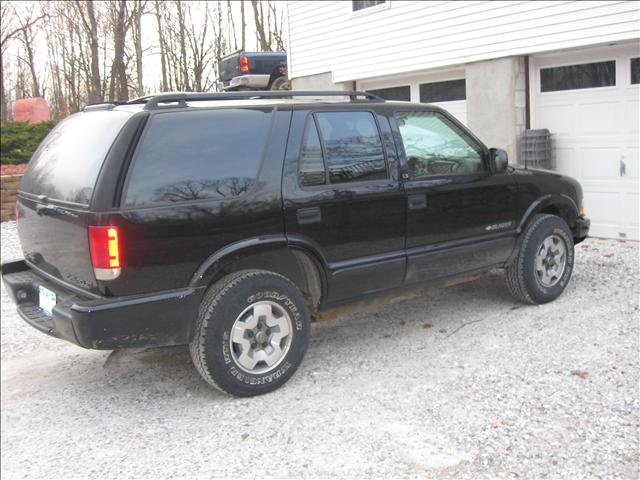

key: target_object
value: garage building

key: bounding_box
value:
[286,0,640,240]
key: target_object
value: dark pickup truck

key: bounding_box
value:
[2,90,589,397]
[218,51,287,91]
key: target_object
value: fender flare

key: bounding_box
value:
[188,234,330,304]
[518,194,579,233]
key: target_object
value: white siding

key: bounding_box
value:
[287,1,640,83]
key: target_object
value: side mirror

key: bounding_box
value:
[490,148,509,173]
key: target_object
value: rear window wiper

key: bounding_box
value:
[36,204,78,218]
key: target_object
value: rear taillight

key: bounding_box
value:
[89,226,122,280]
[240,55,250,72]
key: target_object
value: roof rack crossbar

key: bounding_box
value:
[142,90,384,110]
[82,102,124,112]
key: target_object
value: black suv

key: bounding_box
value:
[2,91,590,396]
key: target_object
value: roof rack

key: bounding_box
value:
[82,102,124,112]
[141,90,385,110]
[83,97,152,111]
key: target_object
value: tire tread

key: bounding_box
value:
[189,269,302,396]
[505,214,563,305]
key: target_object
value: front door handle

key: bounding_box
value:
[297,207,321,225]
[407,193,427,210]
[620,157,626,177]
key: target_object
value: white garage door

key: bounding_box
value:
[532,43,640,240]
[359,69,468,125]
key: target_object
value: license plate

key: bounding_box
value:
[38,286,56,316]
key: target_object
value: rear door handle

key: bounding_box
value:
[407,193,427,210]
[297,207,321,225]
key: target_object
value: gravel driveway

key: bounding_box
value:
[1,220,638,479]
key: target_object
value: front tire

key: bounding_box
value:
[190,270,310,396]
[506,214,575,305]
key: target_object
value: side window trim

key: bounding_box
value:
[297,109,392,189]
[120,111,156,208]
[313,114,331,185]
[297,113,328,188]
[392,109,490,180]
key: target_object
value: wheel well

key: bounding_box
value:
[210,248,323,314]
[267,65,287,87]
[538,204,575,229]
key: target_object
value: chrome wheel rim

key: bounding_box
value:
[229,301,293,374]
[534,234,567,288]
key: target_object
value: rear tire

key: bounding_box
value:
[268,65,289,90]
[190,270,310,397]
[506,214,574,305]
[269,76,289,90]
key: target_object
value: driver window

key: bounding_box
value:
[395,111,484,178]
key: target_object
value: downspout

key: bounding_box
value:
[524,55,531,169]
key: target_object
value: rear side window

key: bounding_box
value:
[124,109,272,207]
[300,112,387,185]
[20,111,132,205]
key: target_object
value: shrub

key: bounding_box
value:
[0,121,56,165]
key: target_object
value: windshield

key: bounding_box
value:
[20,110,132,205]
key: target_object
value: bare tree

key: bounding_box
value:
[268,1,286,51]
[1,0,287,121]
[154,0,169,91]
[14,63,29,100]
[19,22,40,97]
[226,0,237,52]
[65,14,81,112]
[251,0,270,51]
[187,5,213,92]
[1,2,46,120]
[251,0,285,52]
[74,0,103,103]
[43,6,66,120]
[211,0,230,90]
[176,1,190,91]
[131,0,147,97]
[240,0,246,51]
[107,1,131,101]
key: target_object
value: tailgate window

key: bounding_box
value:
[20,111,132,205]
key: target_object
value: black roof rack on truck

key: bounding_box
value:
[82,91,385,112]
[139,90,385,110]
[82,95,160,111]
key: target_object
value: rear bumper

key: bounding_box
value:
[223,74,271,90]
[1,260,204,350]
[574,216,590,244]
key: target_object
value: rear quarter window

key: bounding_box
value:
[123,108,273,207]
[20,111,132,205]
